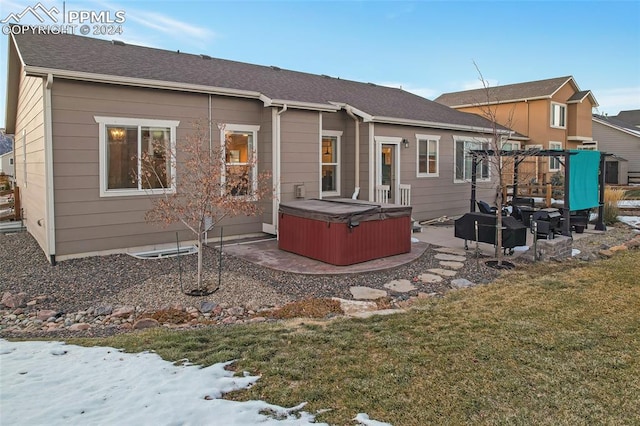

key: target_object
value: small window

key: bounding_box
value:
[551,103,566,128]
[222,124,260,197]
[9,158,13,165]
[321,131,341,196]
[454,137,490,182]
[549,141,563,171]
[95,117,179,197]
[416,134,439,177]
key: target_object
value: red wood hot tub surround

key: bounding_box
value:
[278,199,412,266]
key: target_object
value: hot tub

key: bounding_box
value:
[278,198,412,266]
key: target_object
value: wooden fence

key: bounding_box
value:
[0,187,21,221]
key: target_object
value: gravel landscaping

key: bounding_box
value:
[1,222,638,337]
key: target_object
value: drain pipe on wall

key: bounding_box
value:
[345,106,360,197]
[270,104,287,235]
[44,73,56,265]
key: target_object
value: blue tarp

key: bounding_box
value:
[569,150,600,211]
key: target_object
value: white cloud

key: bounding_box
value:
[592,87,640,116]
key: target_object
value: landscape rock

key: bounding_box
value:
[434,253,467,262]
[2,292,28,309]
[37,310,59,321]
[419,273,443,283]
[333,298,379,316]
[439,261,465,269]
[427,268,458,277]
[68,323,91,331]
[95,306,113,316]
[199,301,217,314]
[112,306,134,318]
[133,318,159,330]
[451,278,475,289]
[227,306,245,317]
[384,279,417,293]
[349,286,388,300]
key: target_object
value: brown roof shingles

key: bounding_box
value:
[12,30,501,130]
[434,76,575,107]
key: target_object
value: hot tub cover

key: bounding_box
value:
[278,199,411,223]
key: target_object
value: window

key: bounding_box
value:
[321,131,341,196]
[454,137,490,182]
[416,134,439,177]
[222,124,260,197]
[551,102,566,128]
[95,117,179,197]
[549,141,563,171]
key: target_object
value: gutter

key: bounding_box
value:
[43,73,56,265]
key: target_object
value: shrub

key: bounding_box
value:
[604,187,626,225]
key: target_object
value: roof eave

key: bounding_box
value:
[448,95,551,109]
[593,116,640,138]
[370,115,511,134]
[24,65,266,100]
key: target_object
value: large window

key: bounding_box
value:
[222,124,260,197]
[454,137,490,182]
[416,134,439,177]
[551,102,566,128]
[549,141,563,171]
[96,117,178,197]
[321,131,341,196]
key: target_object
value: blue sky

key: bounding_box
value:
[1,0,639,128]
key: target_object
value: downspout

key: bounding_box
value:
[43,74,56,265]
[208,94,212,152]
[269,104,286,235]
[345,107,360,195]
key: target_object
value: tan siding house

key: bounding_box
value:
[435,77,598,183]
[5,30,507,262]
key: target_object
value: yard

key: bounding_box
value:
[60,249,640,425]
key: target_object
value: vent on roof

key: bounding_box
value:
[367,82,376,86]
[200,54,212,60]
[111,40,125,46]
[321,74,331,79]
[270,66,281,71]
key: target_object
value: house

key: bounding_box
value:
[5,29,506,263]
[435,76,598,183]
[592,113,640,184]
[614,110,640,127]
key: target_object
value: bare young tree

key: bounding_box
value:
[470,62,519,265]
[138,120,272,292]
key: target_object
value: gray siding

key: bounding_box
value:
[374,123,495,220]
[51,80,270,257]
[280,110,320,201]
[593,121,640,176]
[14,72,48,257]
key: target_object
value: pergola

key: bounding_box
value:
[468,148,609,236]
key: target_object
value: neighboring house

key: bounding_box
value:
[0,152,14,178]
[435,76,598,183]
[592,113,640,184]
[614,110,640,127]
[5,30,505,263]
[0,130,14,179]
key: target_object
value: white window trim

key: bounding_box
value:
[95,116,179,198]
[320,130,342,197]
[453,136,492,183]
[550,102,567,129]
[220,123,260,198]
[577,141,598,150]
[549,141,563,171]
[416,134,440,178]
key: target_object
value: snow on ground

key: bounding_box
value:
[619,200,640,208]
[618,216,640,229]
[0,339,390,425]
